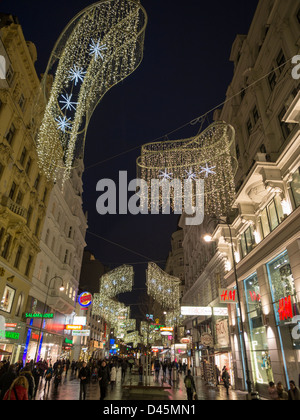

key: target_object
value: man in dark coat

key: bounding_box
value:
[78,362,90,400]
[0,365,17,400]
[98,361,110,400]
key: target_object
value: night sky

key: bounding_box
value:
[1,0,259,319]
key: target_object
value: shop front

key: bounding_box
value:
[244,272,274,394]
[0,316,26,363]
[266,250,300,387]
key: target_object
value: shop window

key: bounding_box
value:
[259,197,284,239]
[244,274,273,385]
[290,168,300,209]
[239,225,255,258]
[0,285,16,313]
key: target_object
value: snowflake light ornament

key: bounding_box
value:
[185,168,198,181]
[59,93,78,111]
[55,116,72,132]
[89,38,107,61]
[68,65,86,85]
[158,168,173,180]
[199,163,216,177]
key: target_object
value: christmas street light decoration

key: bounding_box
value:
[146,262,181,310]
[137,121,237,217]
[100,264,134,297]
[36,0,147,184]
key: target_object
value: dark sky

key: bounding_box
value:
[1,0,259,318]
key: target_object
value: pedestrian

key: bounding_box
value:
[276,382,288,400]
[215,365,220,385]
[44,364,53,393]
[288,381,300,401]
[221,367,230,396]
[110,364,117,391]
[184,369,197,400]
[79,361,90,400]
[19,363,35,400]
[32,364,42,399]
[71,360,76,375]
[0,364,17,400]
[121,359,127,381]
[138,364,143,383]
[3,376,29,400]
[162,362,167,382]
[268,381,278,400]
[154,359,160,382]
[98,361,110,400]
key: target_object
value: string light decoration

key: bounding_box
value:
[92,264,134,325]
[123,331,142,347]
[146,263,181,310]
[136,121,237,217]
[100,265,134,297]
[140,321,162,345]
[36,0,147,184]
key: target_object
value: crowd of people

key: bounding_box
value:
[268,380,300,400]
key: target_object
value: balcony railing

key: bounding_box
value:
[1,196,27,219]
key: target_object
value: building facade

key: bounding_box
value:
[23,159,87,364]
[0,14,50,363]
[181,0,300,397]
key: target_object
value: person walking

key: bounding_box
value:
[110,365,117,391]
[98,361,110,400]
[121,359,127,382]
[0,365,17,400]
[154,359,160,382]
[19,363,35,400]
[215,365,220,385]
[184,369,197,400]
[268,381,278,400]
[288,380,300,400]
[44,364,53,393]
[221,367,230,396]
[277,382,288,400]
[3,376,29,400]
[79,361,90,400]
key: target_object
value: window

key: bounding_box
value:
[240,225,255,258]
[20,147,27,166]
[276,49,286,74]
[268,70,276,91]
[25,254,33,276]
[68,226,72,238]
[5,123,16,144]
[246,119,253,136]
[64,249,69,264]
[14,245,23,269]
[27,205,33,227]
[18,94,25,111]
[0,285,16,313]
[15,293,24,317]
[35,218,41,236]
[45,229,50,245]
[8,182,17,200]
[34,173,40,190]
[16,190,23,206]
[6,65,14,86]
[25,157,32,175]
[2,234,12,259]
[290,168,300,208]
[45,266,50,283]
[244,273,274,385]
[278,107,292,140]
[42,187,48,203]
[235,144,240,159]
[259,197,284,238]
[252,106,259,125]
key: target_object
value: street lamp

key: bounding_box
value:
[33,275,64,364]
[203,217,252,395]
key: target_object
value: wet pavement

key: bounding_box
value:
[35,368,250,401]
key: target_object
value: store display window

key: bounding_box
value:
[266,251,297,325]
[244,273,273,384]
[0,285,15,313]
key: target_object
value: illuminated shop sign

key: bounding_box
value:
[0,330,20,340]
[219,288,238,304]
[78,292,92,308]
[25,313,54,319]
[65,324,83,331]
[65,338,73,344]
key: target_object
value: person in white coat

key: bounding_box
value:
[110,365,117,391]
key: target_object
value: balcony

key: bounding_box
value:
[1,196,27,221]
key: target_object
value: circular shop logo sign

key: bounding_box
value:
[78,292,92,308]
